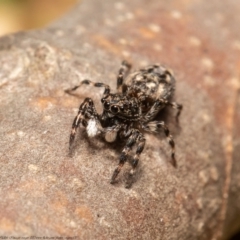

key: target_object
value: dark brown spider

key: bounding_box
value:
[65,61,182,187]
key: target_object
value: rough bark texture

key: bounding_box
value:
[0,0,240,239]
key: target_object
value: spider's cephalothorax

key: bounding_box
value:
[65,61,182,187]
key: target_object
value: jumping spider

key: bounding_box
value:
[65,61,182,186]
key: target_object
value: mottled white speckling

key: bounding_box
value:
[198,170,209,186]
[47,175,57,182]
[17,131,25,138]
[171,10,182,19]
[210,166,219,181]
[43,115,51,121]
[229,77,240,89]
[122,50,130,57]
[201,57,214,70]
[69,220,77,228]
[119,38,127,45]
[87,119,99,137]
[99,216,111,227]
[149,188,158,198]
[55,30,64,37]
[72,178,84,188]
[198,222,204,232]
[28,164,39,173]
[196,198,203,210]
[148,23,161,33]
[139,61,149,67]
[189,36,202,47]
[146,82,156,88]
[126,12,134,20]
[232,40,240,50]
[114,2,125,10]
[8,53,29,80]
[201,112,211,123]
[127,189,139,198]
[135,75,143,81]
[153,44,162,51]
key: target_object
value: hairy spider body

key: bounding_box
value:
[65,61,182,187]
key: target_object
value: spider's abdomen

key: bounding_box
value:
[122,65,175,112]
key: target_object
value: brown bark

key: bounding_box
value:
[0,0,240,239]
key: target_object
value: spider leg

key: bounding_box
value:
[167,101,183,122]
[139,64,172,77]
[125,134,146,188]
[143,99,182,123]
[104,124,124,142]
[111,129,141,184]
[130,135,145,174]
[117,60,132,92]
[142,121,177,167]
[65,79,110,97]
[142,99,166,122]
[156,66,182,122]
[69,97,100,149]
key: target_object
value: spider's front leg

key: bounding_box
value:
[69,97,101,149]
[142,121,177,167]
[65,79,110,97]
[116,60,132,92]
[142,99,165,122]
[111,129,145,185]
[143,99,183,123]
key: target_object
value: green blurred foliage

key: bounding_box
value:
[0,0,77,36]
[0,0,28,5]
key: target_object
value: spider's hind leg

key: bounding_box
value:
[167,101,183,122]
[142,121,177,167]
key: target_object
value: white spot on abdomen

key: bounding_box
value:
[146,82,156,89]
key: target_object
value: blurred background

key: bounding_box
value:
[0,1,240,240]
[0,0,77,36]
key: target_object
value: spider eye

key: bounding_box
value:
[110,105,119,113]
[104,102,110,110]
